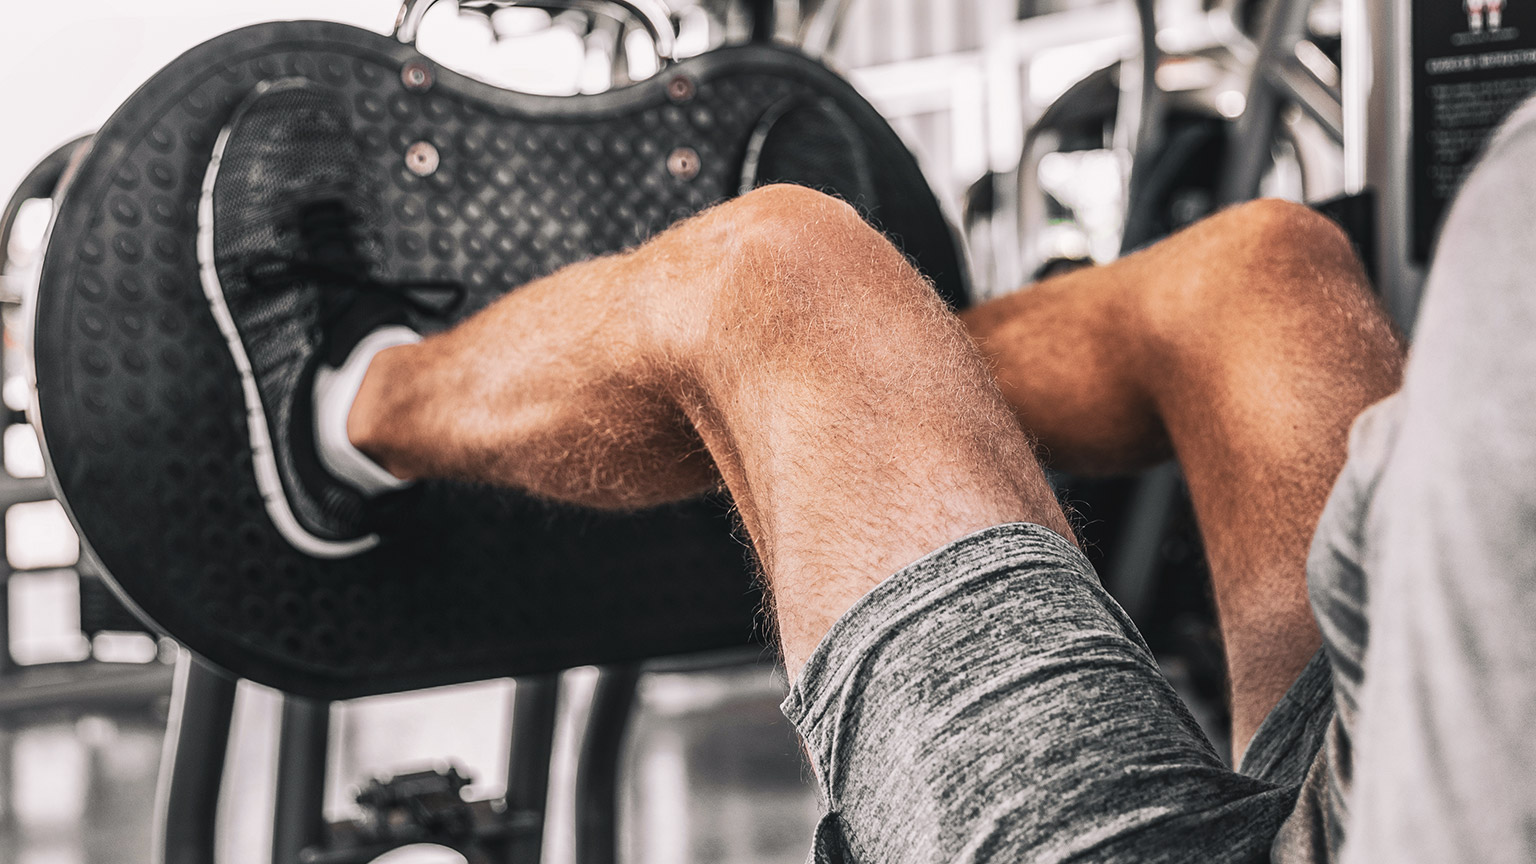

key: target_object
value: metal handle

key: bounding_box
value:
[394,0,677,63]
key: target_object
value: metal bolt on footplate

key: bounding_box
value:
[666,74,695,103]
[667,147,700,180]
[401,60,433,91]
[405,141,440,176]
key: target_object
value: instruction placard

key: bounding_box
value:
[1413,0,1536,260]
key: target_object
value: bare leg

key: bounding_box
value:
[349,184,1072,674]
[963,199,1405,751]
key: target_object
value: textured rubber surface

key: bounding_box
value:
[33,21,967,698]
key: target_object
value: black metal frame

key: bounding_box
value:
[573,665,641,864]
[153,659,641,864]
[273,695,330,864]
[501,674,561,862]
[154,655,238,864]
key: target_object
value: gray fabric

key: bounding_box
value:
[1331,98,1536,864]
[783,523,1324,863]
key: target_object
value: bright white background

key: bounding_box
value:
[0,2,404,205]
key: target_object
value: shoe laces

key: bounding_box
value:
[245,198,467,322]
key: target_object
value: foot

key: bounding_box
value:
[197,78,456,558]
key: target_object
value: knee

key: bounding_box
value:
[722,183,881,263]
[714,183,936,314]
[1141,198,1375,337]
[727,182,860,225]
[1208,198,1365,295]
[648,183,952,371]
[1216,198,1355,263]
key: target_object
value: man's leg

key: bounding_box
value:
[350,190,1406,745]
[349,183,1071,672]
[963,200,1405,750]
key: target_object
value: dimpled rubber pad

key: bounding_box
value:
[33,22,967,698]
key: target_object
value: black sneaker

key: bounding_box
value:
[197,77,459,558]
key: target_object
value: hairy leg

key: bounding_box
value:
[349,184,1071,674]
[962,199,1405,751]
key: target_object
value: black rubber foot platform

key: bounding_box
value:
[32,20,966,698]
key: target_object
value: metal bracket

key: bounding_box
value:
[356,766,475,839]
[393,0,677,64]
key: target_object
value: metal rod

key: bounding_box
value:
[272,695,331,864]
[1120,0,1167,256]
[572,664,641,864]
[0,135,90,272]
[748,0,775,43]
[1131,0,1164,159]
[0,725,13,834]
[153,653,238,864]
[798,0,855,59]
[1268,55,1345,144]
[499,674,560,864]
[1219,0,1317,204]
[1104,462,1181,623]
[0,661,174,716]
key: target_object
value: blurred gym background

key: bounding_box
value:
[0,0,1341,861]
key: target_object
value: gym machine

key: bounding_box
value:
[6,0,1534,859]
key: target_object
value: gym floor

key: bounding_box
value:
[1,659,820,864]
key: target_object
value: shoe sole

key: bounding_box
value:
[196,77,378,559]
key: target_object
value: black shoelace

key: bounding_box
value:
[245,198,466,324]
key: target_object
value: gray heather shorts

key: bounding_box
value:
[783,92,1536,864]
[782,522,1332,864]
